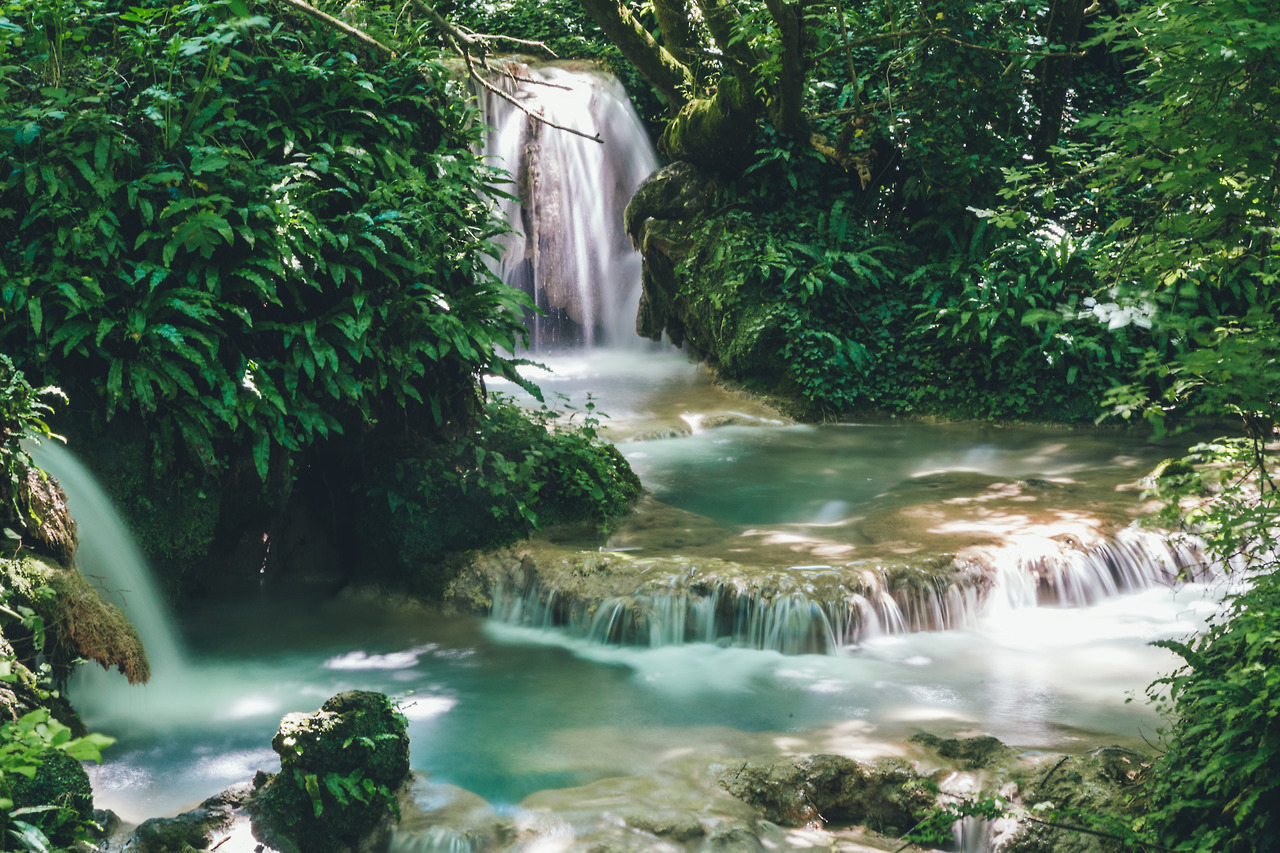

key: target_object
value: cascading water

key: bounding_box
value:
[43,62,1236,851]
[487,527,1211,655]
[28,441,184,676]
[478,61,659,348]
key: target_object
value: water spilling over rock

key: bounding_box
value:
[478,61,659,348]
[475,527,1210,655]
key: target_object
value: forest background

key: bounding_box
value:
[0,0,1277,849]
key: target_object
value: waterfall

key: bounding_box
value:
[28,442,185,677]
[478,61,659,348]
[488,528,1212,655]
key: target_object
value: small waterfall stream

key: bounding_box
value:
[479,61,659,348]
[28,441,184,677]
[488,528,1210,655]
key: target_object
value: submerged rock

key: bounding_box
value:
[713,754,931,836]
[1003,746,1148,853]
[908,733,1018,771]
[253,691,411,853]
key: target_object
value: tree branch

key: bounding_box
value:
[577,0,693,107]
[406,0,597,141]
[272,0,398,59]
[470,56,603,143]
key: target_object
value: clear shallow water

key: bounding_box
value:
[66,351,1226,825]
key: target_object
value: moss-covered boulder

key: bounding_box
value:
[1004,747,1147,853]
[10,747,94,849]
[713,754,931,835]
[254,691,410,853]
[909,732,1018,771]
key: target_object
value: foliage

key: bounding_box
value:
[439,0,664,127]
[365,395,642,594]
[0,355,64,526]
[259,691,408,853]
[0,580,113,850]
[1133,491,1280,852]
[0,0,532,489]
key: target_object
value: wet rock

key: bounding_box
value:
[130,785,250,853]
[713,754,931,835]
[16,466,77,564]
[909,733,1018,770]
[391,776,511,851]
[623,161,718,247]
[253,691,410,853]
[1004,747,1148,853]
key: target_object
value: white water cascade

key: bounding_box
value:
[478,61,659,348]
[488,528,1211,655]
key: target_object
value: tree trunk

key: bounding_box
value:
[577,0,692,108]
[1032,0,1089,158]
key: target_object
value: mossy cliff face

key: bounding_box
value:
[4,552,150,686]
[1,462,148,687]
[626,162,810,412]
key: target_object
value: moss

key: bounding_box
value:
[659,78,761,170]
[4,552,149,684]
[15,466,77,565]
[255,691,409,853]
[10,747,94,848]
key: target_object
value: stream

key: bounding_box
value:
[49,63,1230,851]
[56,352,1223,839]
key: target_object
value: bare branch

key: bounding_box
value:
[466,32,561,57]
[468,54,604,144]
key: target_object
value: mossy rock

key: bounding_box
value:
[11,747,94,848]
[130,784,250,853]
[255,691,410,853]
[909,732,1017,770]
[713,754,930,835]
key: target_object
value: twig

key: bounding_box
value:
[1039,754,1071,786]
[272,0,398,60]
[468,32,560,57]
[408,0,602,143]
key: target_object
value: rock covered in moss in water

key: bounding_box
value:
[909,732,1018,770]
[1004,746,1147,853]
[254,691,410,853]
[713,754,931,835]
[9,748,94,848]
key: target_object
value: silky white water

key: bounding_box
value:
[479,62,659,348]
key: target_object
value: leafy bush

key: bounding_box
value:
[0,0,531,486]
[0,355,64,527]
[363,395,641,595]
